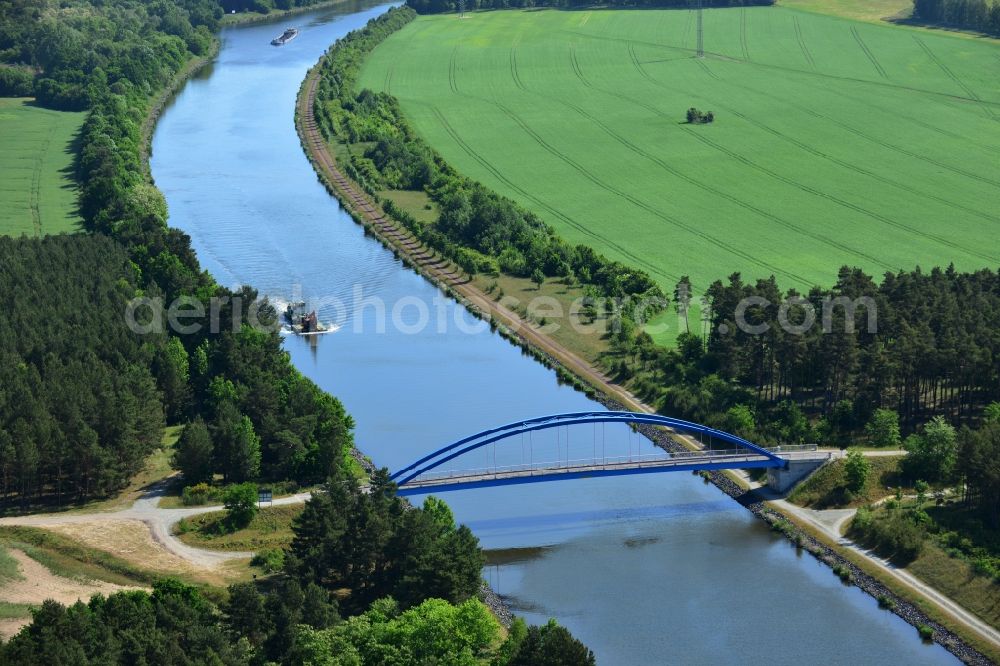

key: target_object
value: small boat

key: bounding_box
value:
[271,27,299,46]
[284,302,330,335]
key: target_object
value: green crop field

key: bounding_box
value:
[358,8,1000,326]
[0,98,84,237]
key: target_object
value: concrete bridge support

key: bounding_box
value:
[767,454,831,493]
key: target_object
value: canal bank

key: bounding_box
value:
[150,4,959,663]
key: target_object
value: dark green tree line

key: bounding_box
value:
[912,0,1000,35]
[0,235,164,504]
[612,266,999,444]
[0,0,359,505]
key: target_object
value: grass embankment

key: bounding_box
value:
[907,542,1000,631]
[788,453,1000,633]
[175,505,302,552]
[87,425,182,512]
[788,455,906,508]
[0,545,21,585]
[846,499,1000,635]
[783,511,1000,663]
[0,526,159,588]
[0,543,28,620]
[0,98,84,237]
[358,9,1000,343]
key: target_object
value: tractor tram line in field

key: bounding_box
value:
[619,54,991,268]
[512,59,898,273]
[619,44,997,264]
[912,35,999,121]
[610,50,1000,224]
[793,16,817,69]
[718,69,1000,188]
[427,104,683,285]
[850,26,890,79]
[487,92,814,284]
[440,46,688,284]
[364,8,1000,299]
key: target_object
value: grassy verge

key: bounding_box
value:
[175,505,302,552]
[0,98,85,237]
[0,544,23,585]
[788,455,906,508]
[0,526,159,587]
[847,499,1000,631]
[158,480,313,509]
[379,188,439,225]
[0,602,33,620]
[87,425,183,512]
[471,273,613,365]
[908,541,1000,630]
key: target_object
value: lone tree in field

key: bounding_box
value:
[531,268,545,290]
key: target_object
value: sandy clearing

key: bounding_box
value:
[43,520,198,575]
[0,617,29,641]
[0,548,144,607]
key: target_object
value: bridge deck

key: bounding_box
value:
[396,450,785,495]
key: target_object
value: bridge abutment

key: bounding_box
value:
[767,455,830,493]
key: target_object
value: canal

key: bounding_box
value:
[150,3,953,662]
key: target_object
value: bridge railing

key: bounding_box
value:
[401,449,774,485]
[767,444,818,453]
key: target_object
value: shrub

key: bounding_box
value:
[866,409,901,448]
[877,594,895,610]
[0,67,35,97]
[850,508,926,564]
[832,564,853,583]
[918,624,934,641]
[181,482,216,506]
[250,548,285,573]
[844,448,871,493]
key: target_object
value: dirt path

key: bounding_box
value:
[0,547,146,639]
[773,496,1000,648]
[0,481,316,570]
[0,549,144,607]
[735,461,1000,649]
[0,548,146,640]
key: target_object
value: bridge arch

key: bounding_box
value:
[391,411,786,488]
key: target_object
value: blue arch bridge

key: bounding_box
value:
[390,411,829,496]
